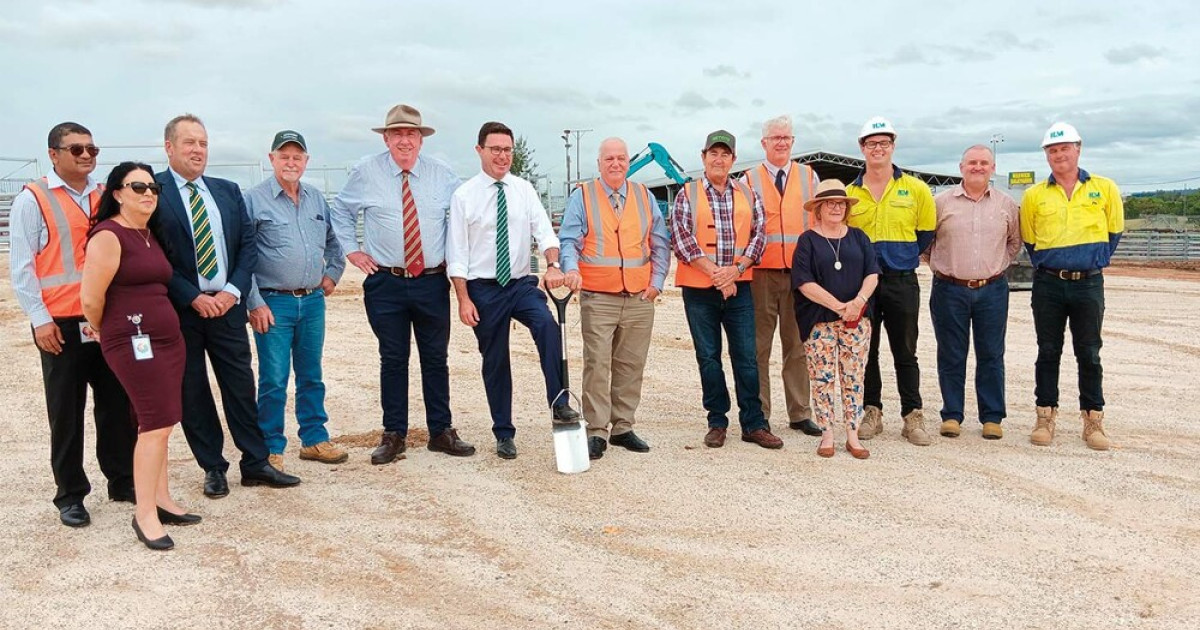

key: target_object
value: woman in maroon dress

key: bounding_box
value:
[81,162,197,551]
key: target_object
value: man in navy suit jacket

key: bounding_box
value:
[155,113,300,497]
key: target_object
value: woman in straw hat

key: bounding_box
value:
[791,180,879,459]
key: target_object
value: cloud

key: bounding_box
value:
[751,98,765,107]
[870,43,994,67]
[703,64,750,79]
[1105,44,1168,65]
[675,91,714,111]
[716,98,736,109]
[161,0,281,7]
[594,92,621,106]
[983,30,1050,52]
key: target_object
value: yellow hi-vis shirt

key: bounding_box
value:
[845,165,936,271]
[1019,169,1123,271]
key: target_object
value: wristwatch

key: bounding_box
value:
[735,261,746,275]
[548,261,561,269]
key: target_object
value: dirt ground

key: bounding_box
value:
[1,260,1197,630]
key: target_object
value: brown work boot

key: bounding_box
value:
[300,441,349,464]
[900,409,931,446]
[428,428,476,457]
[370,432,406,465]
[741,428,784,449]
[268,453,285,472]
[1030,406,1057,446]
[939,420,961,437]
[858,405,883,441]
[981,422,1004,440]
[704,427,727,448]
[1081,410,1111,451]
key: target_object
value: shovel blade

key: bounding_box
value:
[552,421,590,474]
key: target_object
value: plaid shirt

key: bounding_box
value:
[671,176,766,267]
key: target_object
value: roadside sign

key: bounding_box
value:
[1008,171,1036,186]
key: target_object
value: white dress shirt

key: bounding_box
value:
[168,168,239,298]
[447,171,559,280]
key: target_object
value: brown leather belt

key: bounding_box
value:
[378,264,446,278]
[1039,268,1101,281]
[262,287,317,297]
[756,267,791,273]
[934,272,1005,289]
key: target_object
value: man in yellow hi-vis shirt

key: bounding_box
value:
[846,117,937,446]
[1020,122,1123,451]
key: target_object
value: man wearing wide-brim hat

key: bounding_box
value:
[1020,122,1123,451]
[331,104,477,464]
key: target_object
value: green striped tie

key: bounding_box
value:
[187,182,218,280]
[494,182,510,286]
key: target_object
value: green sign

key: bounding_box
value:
[1008,171,1036,186]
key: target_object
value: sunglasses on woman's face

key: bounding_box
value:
[55,144,100,157]
[123,182,162,195]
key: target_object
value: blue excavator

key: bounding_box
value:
[626,142,691,218]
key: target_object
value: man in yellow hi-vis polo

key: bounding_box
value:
[1020,122,1123,451]
[846,117,937,446]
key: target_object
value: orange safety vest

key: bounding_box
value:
[675,179,755,288]
[577,179,654,293]
[743,162,816,269]
[24,178,101,318]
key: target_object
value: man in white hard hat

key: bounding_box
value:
[845,117,937,446]
[1020,122,1123,450]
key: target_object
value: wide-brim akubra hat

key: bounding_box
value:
[803,179,860,212]
[371,104,435,136]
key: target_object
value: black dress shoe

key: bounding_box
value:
[588,436,607,460]
[157,506,202,526]
[203,470,229,498]
[58,503,90,528]
[371,431,407,465]
[609,430,650,452]
[551,404,582,426]
[241,464,301,488]
[132,517,174,551]
[496,438,518,460]
[789,419,824,437]
[428,428,476,456]
[108,484,136,503]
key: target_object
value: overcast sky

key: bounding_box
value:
[2,0,1198,195]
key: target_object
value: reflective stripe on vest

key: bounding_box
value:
[578,180,653,293]
[745,162,815,269]
[675,179,754,288]
[25,178,99,318]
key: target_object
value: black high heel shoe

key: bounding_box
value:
[157,506,202,526]
[132,516,175,551]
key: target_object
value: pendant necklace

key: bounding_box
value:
[823,233,843,271]
[134,228,151,248]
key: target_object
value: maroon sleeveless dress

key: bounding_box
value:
[94,220,185,432]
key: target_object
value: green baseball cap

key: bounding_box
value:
[271,130,307,152]
[704,129,735,153]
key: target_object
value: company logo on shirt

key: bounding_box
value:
[1088,191,1101,199]
[897,189,910,197]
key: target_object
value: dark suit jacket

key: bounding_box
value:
[154,169,257,327]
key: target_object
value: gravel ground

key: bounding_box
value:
[1,262,1197,630]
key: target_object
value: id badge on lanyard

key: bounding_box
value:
[128,314,153,361]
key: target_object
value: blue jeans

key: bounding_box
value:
[254,291,330,454]
[682,283,766,432]
[929,276,1009,425]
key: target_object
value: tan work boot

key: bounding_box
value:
[981,423,1004,440]
[299,441,349,464]
[1082,410,1111,451]
[268,453,285,471]
[939,420,961,437]
[900,409,932,446]
[1030,406,1057,446]
[858,405,883,441]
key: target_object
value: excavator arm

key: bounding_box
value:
[627,143,692,184]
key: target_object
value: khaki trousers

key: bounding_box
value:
[751,270,812,422]
[579,291,655,438]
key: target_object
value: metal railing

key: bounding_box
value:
[1113,231,1200,261]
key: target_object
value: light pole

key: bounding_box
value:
[989,133,1005,164]
[564,128,593,181]
[561,131,571,200]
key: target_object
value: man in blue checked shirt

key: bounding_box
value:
[245,130,347,470]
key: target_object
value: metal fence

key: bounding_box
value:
[1113,232,1200,261]
[0,193,13,253]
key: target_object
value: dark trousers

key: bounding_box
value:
[179,311,268,475]
[36,318,135,508]
[1031,273,1105,411]
[681,283,766,433]
[864,272,923,416]
[363,272,452,437]
[467,275,566,440]
[929,276,1009,424]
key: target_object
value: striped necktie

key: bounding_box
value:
[187,182,218,280]
[401,171,425,276]
[494,181,510,286]
[609,191,623,217]
[774,169,785,194]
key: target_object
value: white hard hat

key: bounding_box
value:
[1041,122,1082,148]
[858,116,897,142]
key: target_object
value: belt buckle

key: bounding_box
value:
[1058,270,1082,281]
[966,278,985,289]
[388,266,406,278]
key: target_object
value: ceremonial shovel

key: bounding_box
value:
[548,287,590,474]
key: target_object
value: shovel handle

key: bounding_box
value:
[547,287,574,320]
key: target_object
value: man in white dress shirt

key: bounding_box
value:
[447,121,581,459]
